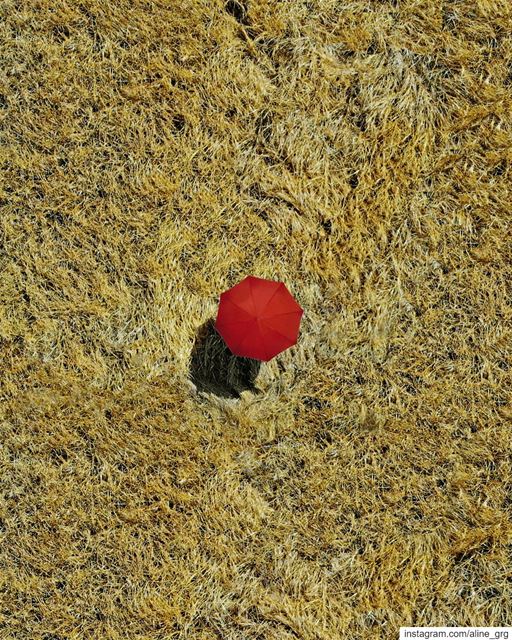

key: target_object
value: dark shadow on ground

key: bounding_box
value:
[189,318,262,399]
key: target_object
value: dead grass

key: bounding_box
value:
[1,0,511,638]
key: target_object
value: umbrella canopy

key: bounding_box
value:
[214,275,304,362]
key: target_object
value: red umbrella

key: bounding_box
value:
[214,275,304,362]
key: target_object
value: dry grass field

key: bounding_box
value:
[1,0,512,638]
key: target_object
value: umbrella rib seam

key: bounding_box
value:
[259,283,284,318]
[248,278,258,318]
[232,327,255,357]
[217,318,255,327]
[260,322,296,345]
[260,309,302,320]
[249,279,270,360]
[223,297,255,318]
